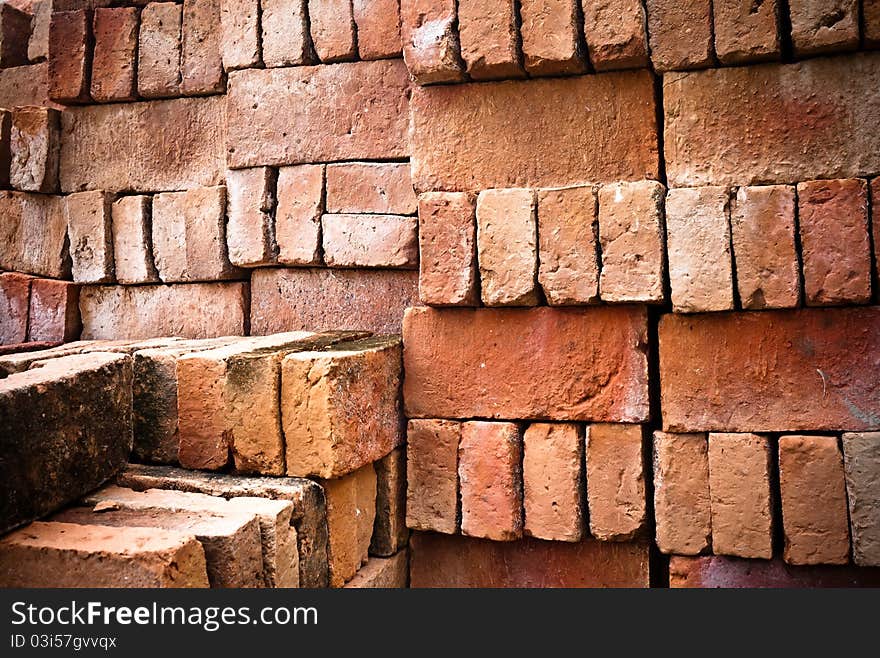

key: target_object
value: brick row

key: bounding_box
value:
[0,272,80,344]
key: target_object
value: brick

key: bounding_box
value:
[226,167,277,268]
[61,96,226,193]
[262,0,311,67]
[582,0,649,70]
[0,192,68,279]
[872,179,880,287]
[797,178,871,306]
[411,71,658,192]
[652,431,711,555]
[779,435,850,565]
[406,419,460,535]
[227,60,410,169]
[598,180,666,304]
[10,106,59,193]
[326,162,417,215]
[152,186,242,283]
[181,0,224,94]
[789,0,858,55]
[0,61,54,108]
[459,421,523,542]
[220,0,260,69]
[410,532,651,587]
[138,2,182,98]
[0,522,208,587]
[111,195,159,284]
[344,551,408,588]
[353,0,401,60]
[458,0,522,80]
[27,279,80,342]
[660,308,880,433]
[665,53,880,187]
[251,267,418,335]
[523,423,584,542]
[28,0,51,62]
[707,433,774,559]
[645,0,713,71]
[275,164,324,266]
[309,0,356,62]
[477,188,539,306]
[712,0,780,64]
[537,186,599,306]
[48,10,92,103]
[0,109,9,189]
[90,7,138,102]
[282,336,403,478]
[0,352,132,533]
[65,190,115,284]
[0,3,30,68]
[323,463,377,587]
[842,432,880,566]
[730,184,799,309]
[418,191,478,306]
[670,555,880,588]
[80,282,249,340]
[665,186,734,313]
[0,341,60,357]
[371,448,409,557]
[518,0,584,76]
[400,0,464,84]
[867,0,880,47]
[322,214,418,269]
[0,272,31,345]
[586,423,647,541]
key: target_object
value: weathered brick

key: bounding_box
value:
[322,463,377,587]
[872,179,880,287]
[371,448,409,557]
[66,190,115,284]
[90,7,138,102]
[226,167,277,268]
[0,3,30,68]
[842,432,880,566]
[417,191,478,306]
[10,106,59,193]
[220,0,260,69]
[523,423,584,542]
[326,162,417,215]
[410,71,658,192]
[344,551,408,588]
[262,0,311,67]
[867,0,880,47]
[582,0,649,70]
[0,192,68,278]
[652,431,711,555]
[665,186,734,313]
[645,0,713,71]
[406,419,460,535]
[519,0,584,76]
[48,10,92,103]
[0,272,31,345]
[322,214,418,269]
[712,0,780,64]
[353,0,401,60]
[670,555,880,588]
[0,61,54,108]
[27,279,80,342]
[400,0,464,84]
[458,0,522,80]
[797,178,872,306]
[138,2,182,98]
[275,164,324,266]
[28,0,51,63]
[309,0,356,62]
[111,195,159,284]
[0,109,9,188]
[779,435,850,565]
[789,0,858,55]
[181,0,224,95]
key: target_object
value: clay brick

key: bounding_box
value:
[670,555,880,588]
[645,0,713,71]
[220,0,260,69]
[477,188,539,306]
[789,0,858,55]
[28,0,51,63]
[665,186,734,313]
[282,336,403,478]
[275,164,324,266]
[262,0,311,67]
[598,180,666,304]
[458,0,522,80]
[586,423,647,541]
[582,0,650,70]
[797,178,872,306]
[0,522,209,587]
[842,432,880,566]
[344,551,408,588]
[410,532,651,587]
[523,423,584,542]
[459,421,523,542]
[138,2,182,98]
[410,70,658,192]
[518,0,584,75]
[61,96,226,193]
[406,419,460,534]
[181,0,224,94]
[226,167,277,268]
[652,431,711,555]
[152,186,242,282]
[48,10,91,103]
[66,190,115,284]
[537,185,599,305]
[660,308,880,433]
[0,61,54,109]
[90,7,138,102]
[872,179,880,287]
[326,162,417,215]
[0,352,132,533]
[0,3,30,68]
[227,60,410,169]
[10,106,59,193]
[79,282,249,340]
[323,463,377,587]
[0,272,31,345]
[353,0,401,60]
[111,195,159,285]
[322,214,418,269]
[712,0,781,64]
[664,53,880,187]
[730,184,799,309]
[707,433,773,559]
[400,0,464,84]
[779,435,850,565]
[27,279,80,342]
[371,448,409,557]
[0,109,9,188]
[867,0,880,47]
[0,192,68,279]
[309,0,356,62]
[251,267,418,335]
[418,191,478,306]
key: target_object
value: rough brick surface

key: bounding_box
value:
[789,0,858,55]
[66,190,115,284]
[138,2,182,98]
[276,164,324,266]
[181,0,224,94]
[0,3,30,68]
[406,419,460,535]
[0,109,8,189]
[111,195,159,285]
[323,463,377,587]
[325,162,417,215]
[0,272,32,345]
[670,555,880,588]
[90,7,138,102]
[418,191,478,306]
[400,0,464,84]
[519,0,584,76]
[48,10,92,103]
[262,0,310,67]
[344,551,408,588]
[842,432,880,566]
[0,62,54,109]
[458,0,522,80]
[582,0,649,70]
[28,0,51,63]
[220,0,260,69]
[27,279,81,342]
[873,179,880,287]
[322,214,419,269]
[11,107,59,193]
[226,167,277,268]
[0,192,68,279]
[712,0,780,64]
[371,448,409,557]
[353,0,401,60]
[309,0,356,62]
[645,0,713,71]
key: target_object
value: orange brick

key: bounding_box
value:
[90,7,138,102]
[400,0,464,84]
[458,0,522,80]
[406,419,460,535]
[582,0,649,70]
[789,0,858,56]
[417,192,478,306]
[353,0,401,60]
[309,0,357,62]
[519,0,585,75]
[645,0,713,71]
[181,0,224,94]
[586,423,646,541]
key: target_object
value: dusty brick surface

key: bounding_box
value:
[27,279,81,342]
[344,551,408,588]
[712,0,780,64]
[111,195,159,285]
[582,0,649,70]
[90,7,138,102]
[842,432,880,566]
[417,191,478,306]
[645,0,713,71]
[322,214,418,269]
[789,0,858,55]
[0,3,30,68]
[262,0,310,68]
[220,0,261,69]
[519,0,584,76]
[0,272,32,345]
[10,107,59,193]
[138,2,182,98]
[65,190,115,284]
[458,0,522,80]
[48,10,92,103]
[325,162,417,215]
[309,0,356,62]
[670,555,880,588]
[0,192,68,279]
[400,0,464,84]
[406,419,460,535]
[322,463,377,587]
[226,167,277,268]
[353,0,401,60]
[276,164,324,266]
[370,448,409,557]
[181,0,224,94]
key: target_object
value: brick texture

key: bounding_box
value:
[406,419,460,535]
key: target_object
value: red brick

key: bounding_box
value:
[0,3,30,68]
[322,463,377,587]
[27,279,80,343]
[48,10,92,103]
[0,62,56,109]
[0,272,32,345]
[325,162,417,215]
[872,179,880,287]
[670,555,880,588]
[10,107,60,193]
[370,448,409,557]
[65,190,115,284]
[404,305,650,422]
[181,0,224,94]
[712,0,780,64]
[226,167,277,268]
[789,0,858,56]
[0,192,67,279]
[797,178,872,306]
[410,532,651,587]
[275,164,324,266]
[457,0,522,80]
[867,1,880,47]
[138,2,182,99]
[459,421,523,541]
[322,214,418,269]
[353,0,401,60]
[220,0,260,69]
[400,0,464,84]
[842,432,880,566]
[645,0,713,71]
[309,0,356,62]
[518,0,584,76]
[582,0,649,70]
[523,423,584,542]
[586,423,646,541]
[28,0,51,63]
[345,551,408,588]
[406,419,460,535]
[262,0,310,67]
[111,195,159,285]
[417,191,478,306]
[0,109,9,189]
[90,7,138,102]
